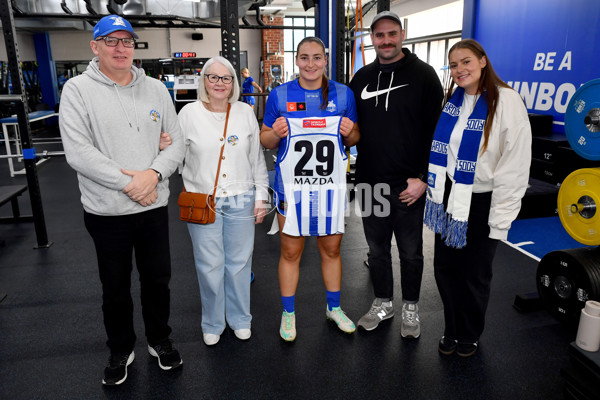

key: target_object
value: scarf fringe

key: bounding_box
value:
[424,198,446,234]
[443,217,468,249]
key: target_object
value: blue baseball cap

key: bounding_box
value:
[93,15,139,40]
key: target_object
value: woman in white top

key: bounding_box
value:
[178,56,269,346]
[424,39,531,357]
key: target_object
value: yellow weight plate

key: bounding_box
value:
[558,168,600,245]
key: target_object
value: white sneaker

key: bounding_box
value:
[203,333,220,345]
[234,328,251,340]
[326,306,356,333]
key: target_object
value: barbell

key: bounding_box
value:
[0,150,65,160]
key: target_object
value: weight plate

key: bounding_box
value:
[536,248,600,326]
[557,168,600,245]
[565,78,600,160]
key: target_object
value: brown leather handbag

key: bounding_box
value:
[178,103,231,224]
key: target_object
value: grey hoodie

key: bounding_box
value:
[59,57,184,215]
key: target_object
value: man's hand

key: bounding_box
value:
[137,188,158,206]
[399,178,427,206]
[122,169,159,202]
[254,200,268,224]
[159,132,172,151]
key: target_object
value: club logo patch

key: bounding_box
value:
[149,109,160,122]
[227,135,239,146]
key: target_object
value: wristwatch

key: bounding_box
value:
[152,169,163,182]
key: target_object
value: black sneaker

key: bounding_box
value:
[457,341,478,357]
[102,351,135,386]
[438,336,457,355]
[148,339,183,370]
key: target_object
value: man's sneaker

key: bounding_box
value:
[102,351,134,386]
[280,311,296,342]
[457,341,478,357]
[357,298,394,331]
[438,336,458,355]
[400,302,421,339]
[326,306,356,333]
[148,339,182,370]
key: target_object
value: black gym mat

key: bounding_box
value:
[0,136,578,399]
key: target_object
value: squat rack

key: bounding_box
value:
[0,0,52,249]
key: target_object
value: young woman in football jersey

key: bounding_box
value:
[260,37,360,341]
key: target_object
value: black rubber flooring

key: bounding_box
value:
[0,131,575,399]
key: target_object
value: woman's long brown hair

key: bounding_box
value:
[445,39,511,153]
[296,36,329,110]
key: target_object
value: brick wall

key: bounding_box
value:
[261,15,285,91]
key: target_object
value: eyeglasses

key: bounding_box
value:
[96,36,136,48]
[205,74,234,84]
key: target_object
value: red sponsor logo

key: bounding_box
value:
[286,102,297,112]
[302,119,327,128]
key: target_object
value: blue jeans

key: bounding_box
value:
[187,191,255,334]
[360,188,425,302]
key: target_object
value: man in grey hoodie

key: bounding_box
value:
[59,15,185,386]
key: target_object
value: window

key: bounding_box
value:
[283,16,315,82]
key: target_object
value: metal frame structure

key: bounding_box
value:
[0,0,52,248]
[220,0,241,82]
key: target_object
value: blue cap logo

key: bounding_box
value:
[93,15,139,40]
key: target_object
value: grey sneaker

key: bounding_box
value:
[357,298,394,331]
[400,302,421,338]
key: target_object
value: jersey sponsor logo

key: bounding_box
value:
[287,102,306,112]
[443,102,460,117]
[302,118,327,128]
[466,119,485,131]
[431,140,447,154]
[456,159,477,172]
[293,177,335,185]
[360,84,408,100]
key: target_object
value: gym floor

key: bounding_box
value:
[0,125,575,399]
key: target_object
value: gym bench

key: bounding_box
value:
[0,184,33,224]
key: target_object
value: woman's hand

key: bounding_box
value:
[271,117,289,138]
[339,117,354,137]
[254,200,268,224]
[159,132,172,151]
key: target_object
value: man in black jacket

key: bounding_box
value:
[349,11,443,338]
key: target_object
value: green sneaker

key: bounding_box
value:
[326,306,356,333]
[280,311,296,342]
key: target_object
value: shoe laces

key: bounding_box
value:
[153,340,173,356]
[108,353,130,368]
[283,312,294,330]
[366,303,383,316]
[403,305,418,324]
[331,307,349,322]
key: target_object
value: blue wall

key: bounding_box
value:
[466,0,600,133]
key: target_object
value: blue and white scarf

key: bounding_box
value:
[424,87,488,249]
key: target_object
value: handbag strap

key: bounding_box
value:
[212,102,231,196]
[182,103,231,196]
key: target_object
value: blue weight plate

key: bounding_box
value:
[565,78,600,161]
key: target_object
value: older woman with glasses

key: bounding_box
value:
[178,56,269,346]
